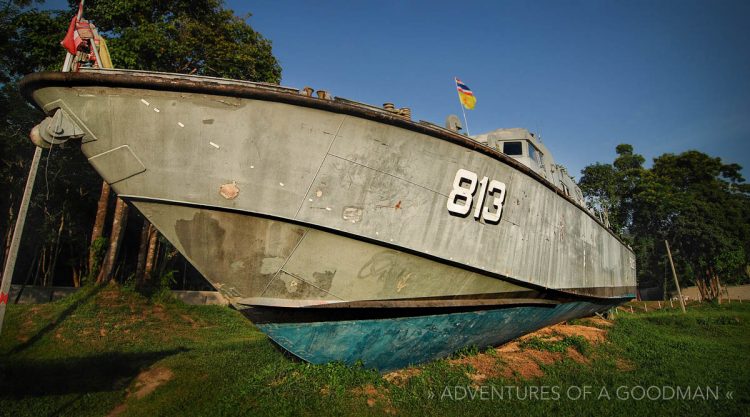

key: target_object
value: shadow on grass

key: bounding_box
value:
[8,284,104,355]
[0,348,188,398]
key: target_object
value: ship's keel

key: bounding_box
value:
[243,300,616,371]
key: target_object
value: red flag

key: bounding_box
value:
[60,15,78,54]
[60,1,85,54]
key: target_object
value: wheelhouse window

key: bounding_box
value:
[503,141,523,156]
[528,143,544,167]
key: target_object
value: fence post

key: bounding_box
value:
[665,240,686,314]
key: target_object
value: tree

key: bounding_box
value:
[643,152,749,294]
[2,0,281,288]
[96,197,128,283]
[579,144,646,233]
[580,146,750,300]
[70,0,281,82]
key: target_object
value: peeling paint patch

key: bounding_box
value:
[219,181,240,200]
[230,260,246,271]
[342,206,363,223]
[315,190,323,197]
[261,257,286,275]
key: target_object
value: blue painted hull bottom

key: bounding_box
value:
[251,300,619,371]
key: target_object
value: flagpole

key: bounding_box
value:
[458,97,470,136]
[77,0,85,20]
[454,78,470,136]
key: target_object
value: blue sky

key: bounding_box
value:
[225,0,749,179]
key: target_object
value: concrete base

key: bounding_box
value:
[171,290,229,306]
[9,285,78,304]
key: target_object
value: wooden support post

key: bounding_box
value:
[0,147,43,336]
[715,275,723,305]
[665,240,686,314]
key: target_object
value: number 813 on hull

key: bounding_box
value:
[446,168,507,224]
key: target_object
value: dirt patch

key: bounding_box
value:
[107,366,174,417]
[150,305,168,321]
[382,368,422,387]
[351,384,396,414]
[575,317,613,328]
[448,353,508,383]
[132,366,173,399]
[565,347,588,364]
[98,286,127,305]
[527,323,608,344]
[450,344,559,382]
[448,319,612,383]
[180,314,199,328]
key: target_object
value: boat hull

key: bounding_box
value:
[20,70,636,370]
[247,300,614,371]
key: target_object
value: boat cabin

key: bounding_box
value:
[472,128,585,207]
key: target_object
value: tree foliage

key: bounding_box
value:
[1,0,281,286]
[579,144,645,232]
[580,146,750,297]
[72,0,281,82]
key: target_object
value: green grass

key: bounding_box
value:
[1,286,748,416]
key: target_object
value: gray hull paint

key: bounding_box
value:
[135,201,527,305]
[25,70,636,307]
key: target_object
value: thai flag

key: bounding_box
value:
[455,77,476,110]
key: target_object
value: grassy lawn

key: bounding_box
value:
[1,285,748,416]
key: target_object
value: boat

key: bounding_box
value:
[20,69,636,371]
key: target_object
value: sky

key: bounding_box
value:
[222,0,750,180]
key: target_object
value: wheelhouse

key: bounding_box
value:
[471,127,586,207]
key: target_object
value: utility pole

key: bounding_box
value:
[665,240,686,314]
